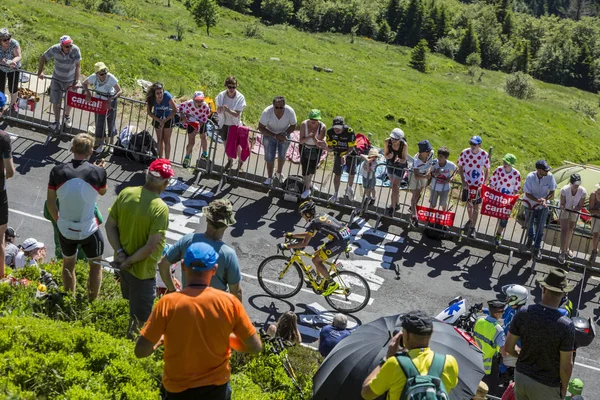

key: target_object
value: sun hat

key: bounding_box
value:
[570,173,582,186]
[401,310,433,335]
[487,299,506,314]
[193,91,205,101]
[474,381,489,399]
[368,148,379,158]
[22,238,45,252]
[308,109,321,121]
[332,116,345,129]
[389,128,404,140]
[94,62,108,73]
[536,268,575,293]
[0,28,10,39]
[568,378,584,395]
[183,242,219,271]
[0,92,6,109]
[535,159,551,171]
[203,198,236,226]
[148,159,175,179]
[503,153,517,167]
[469,135,482,145]
[417,140,432,153]
[59,35,73,45]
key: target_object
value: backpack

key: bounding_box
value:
[282,175,305,202]
[355,133,371,155]
[127,130,159,165]
[396,353,449,400]
[423,223,446,241]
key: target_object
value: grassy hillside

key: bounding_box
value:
[3,0,600,172]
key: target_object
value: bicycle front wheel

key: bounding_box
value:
[325,270,371,314]
[257,255,304,299]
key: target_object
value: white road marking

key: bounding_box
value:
[9,208,50,223]
[575,362,600,372]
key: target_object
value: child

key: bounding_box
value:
[178,91,211,168]
[360,148,379,205]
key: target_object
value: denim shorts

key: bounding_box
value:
[263,135,290,162]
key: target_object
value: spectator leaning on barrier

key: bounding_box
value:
[0,28,22,115]
[359,148,379,206]
[46,133,107,301]
[327,116,358,203]
[106,158,172,338]
[37,35,81,132]
[178,90,211,168]
[318,313,352,358]
[135,242,262,400]
[361,310,459,399]
[558,174,587,265]
[429,146,456,212]
[258,96,297,186]
[473,300,506,394]
[298,109,327,199]
[82,61,122,155]
[159,198,242,301]
[489,153,521,246]
[4,227,18,268]
[589,182,600,265]
[457,135,490,239]
[409,140,434,228]
[0,127,15,278]
[384,128,409,217]
[522,159,557,261]
[146,82,177,160]
[267,311,302,346]
[505,268,575,400]
[215,76,246,168]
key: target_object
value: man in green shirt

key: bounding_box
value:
[106,158,173,338]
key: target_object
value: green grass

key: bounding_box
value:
[4,0,600,173]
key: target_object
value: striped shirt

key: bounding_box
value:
[42,44,82,82]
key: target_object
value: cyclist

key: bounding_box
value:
[280,201,351,296]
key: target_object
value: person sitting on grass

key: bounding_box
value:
[15,238,46,269]
[266,311,302,346]
[318,313,352,357]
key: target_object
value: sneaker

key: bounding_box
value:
[301,189,311,199]
[525,237,533,251]
[369,197,376,206]
[12,103,18,113]
[494,234,502,246]
[274,172,285,184]
[410,216,418,228]
[468,227,476,239]
[566,250,574,259]
[385,207,394,217]
[535,249,543,261]
[557,252,566,265]
[328,193,338,203]
[322,279,339,297]
[63,115,72,129]
[182,155,191,168]
[223,159,233,172]
[201,151,208,158]
[462,220,471,233]
[94,143,105,154]
[263,177,272,186]
[49,121,59,131]
[589,251,597,265]
[345,186,354,200]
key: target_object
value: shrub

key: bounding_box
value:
[97,0,120,14]
[410,39,429,73]
[435,36,457,59]
[571,100,598,120]
[505,72,536,99]
[82,0,99,11]
[261,0,294,25]
[244,22,263,38]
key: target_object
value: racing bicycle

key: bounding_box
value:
[257,237,371,314]
[259,328,303,394]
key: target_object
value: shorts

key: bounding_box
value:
[0,190,8,226]
[316,239,350,261]
[592,217,600,234]
[362,175,376,190]
[119,269,156,323]
[408,175,428,191]
[58,229,104,258]
[219,125,233,142]
[333,154,359,176]
[430,190,449,208]
[300,147,321,176]
[186,124,206,135]
[152,118,173,129]
[165,382,231,400]
[386,163,407,179]
[263,135,290,163]
[50,79,70,105]
[559,209,579,223]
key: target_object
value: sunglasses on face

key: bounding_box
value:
[98,72,107,76]
[1,38,10,42]
[227,85,236,89]
[274,106,284,110]
[63,45,73,49]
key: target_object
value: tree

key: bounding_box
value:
[574,43,593,90]
[386,0,403,30]
[296,0,326,31]
[456,21,480,64]
[410,39,429,72]
[397,0,424,46]
[189,0,220,35]
[217,0,251,12]
[435,7,450,42]
[261,0,294,24]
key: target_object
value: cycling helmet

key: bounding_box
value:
[502,284,529,307]
[299,200,316,216]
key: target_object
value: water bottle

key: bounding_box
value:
[40,270,58,290]
[36,283,47,299]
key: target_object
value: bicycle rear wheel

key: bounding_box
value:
[325,270,371,314]
[257,255,304,299]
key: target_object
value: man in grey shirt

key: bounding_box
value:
[37,35,81,132]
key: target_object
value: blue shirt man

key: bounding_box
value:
[319,313,352,357]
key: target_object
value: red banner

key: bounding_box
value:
[416,206,456,227]
[481,184,519,219]
[66,90,108,115]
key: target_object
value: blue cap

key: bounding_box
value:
[0,92,6,108]
[535,159,551,171]
[184,242,218,271]
[469,135,482,145]
[418,140,432,153]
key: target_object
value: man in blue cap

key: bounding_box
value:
[136,242,262,400]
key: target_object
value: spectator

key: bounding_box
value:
[361,310,459,399]
[318,313,352,358]
[155,243,181,297]
[473,300,506,394]
[0,28,22,115]
[359,148,379,206]
[4,227,18,268]
[500,284,529,373]
[258,96,297,186]
[474,381,489,400]
[326,116,358,203]
[178,90,211,168]
[409,140,434,227]
[384,128,409,216]
[135,242,262,400]
[0,128,14,278]
[215,76,246,170]
[159,199,242,301]
[429,146,456,212]
[146,82,177,160]
[557,174,587,265]
[15,238,46,269]
[522,160,557,261]
[298,109,327,199]
[46,133,107,300]
[565,378,584,400]
[266,311,302,345]
[105,158,173,338]
[489,154,521,246]
[505,268,575,400]
[457,135,490,238]
[82,61,122,155]
[589,182,600,265]
[37,35,81,132]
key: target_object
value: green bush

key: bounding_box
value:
[505,71,536,99]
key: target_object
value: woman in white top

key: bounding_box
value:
[82,61,122,154]
[557,173,587,264]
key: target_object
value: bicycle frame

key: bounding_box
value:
[280,245,348,293]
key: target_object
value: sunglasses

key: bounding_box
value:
[97,72,107,76]
[1,38,10,42]
[274,106,284,110]
[63,45,73,49]
[227,85,237,89]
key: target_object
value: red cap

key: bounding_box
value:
[148,158,174,179]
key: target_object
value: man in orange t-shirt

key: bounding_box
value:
[135,242,262,399]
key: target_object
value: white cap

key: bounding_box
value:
[22,238,45,252]
[390,128,404,140]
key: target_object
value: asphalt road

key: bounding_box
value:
[4,122,600,399]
